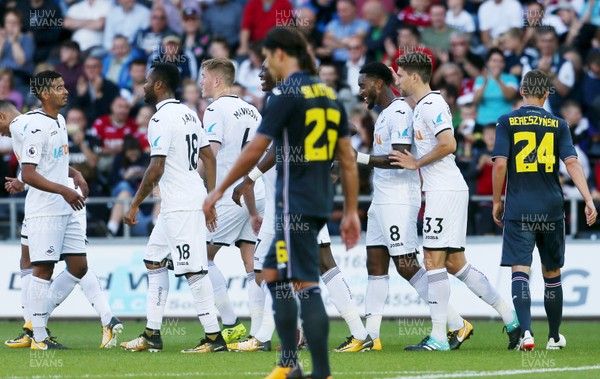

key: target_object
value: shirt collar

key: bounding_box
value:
[156,98,180,111]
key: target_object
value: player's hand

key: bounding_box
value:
[5,177,25,194]
[232,180,252,207]
[585,200,598,226]
[205,205,218,232]
[72,171,89,197]
[251,214,263,235]
[203,189,223,228]
[61,187,86,211]
[492,201,504,227]
[340,211,361,250]
[124,204,139,226]
[389,149,418,170]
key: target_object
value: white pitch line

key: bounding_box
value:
[6,366,600,379]
[382,365,600,379]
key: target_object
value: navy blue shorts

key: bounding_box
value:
[263,214,327,282]
[501,219,565,270]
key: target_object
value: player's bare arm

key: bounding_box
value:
[232,147,276,206]
[492,157,507,227]
[203,134,271,214]
[21,163,85,211]
[389,129,456,170]
[124,156,165,226]
[359,143,411,169]
[198,145,218,231]
[68,166,89,197]
[336,137,361,250]
[563,157,598,226]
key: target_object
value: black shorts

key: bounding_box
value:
[501,219,565,270]
[263,214,327,282]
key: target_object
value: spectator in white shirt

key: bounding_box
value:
[445,0,475,36]
[478,0,523,48]
[103,0,150,51]
[64,0,112,52]
[344,36,367,96]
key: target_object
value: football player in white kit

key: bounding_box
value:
[391,52,518,350]
[199,58,265,343]
[0,101,123,350]
[18,71,89,350]
[355,62,473,351]
[227,61,372,353]
[122,62,226,353]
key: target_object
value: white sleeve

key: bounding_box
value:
[148,116,173,157]
[203,107,225,144]
[197,124,210,149]
[20,128,46,166]
[557,60,575,88]
[390,103,413,145]
[477,4,491,32]
[426,99,453,137]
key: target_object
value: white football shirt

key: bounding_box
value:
[19,110,72,217]
[372,98,421,206]
[149,99,210,212]
[412,92,468,192]
[204,95,265,205]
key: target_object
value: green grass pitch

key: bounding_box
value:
[1,320,599,379]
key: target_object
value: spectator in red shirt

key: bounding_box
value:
[237,0,293,56]
[398,0,431,28]
[91,96,138,156]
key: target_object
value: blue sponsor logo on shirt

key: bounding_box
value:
[433,112,443,125]
[53,144,69,158]
[152,136,161,147]
[207,123,216,133]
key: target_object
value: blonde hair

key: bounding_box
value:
[201,58,236,87]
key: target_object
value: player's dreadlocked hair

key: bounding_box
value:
[359,62,394,86]
[263,27,317,75]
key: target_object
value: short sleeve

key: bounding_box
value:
[473,76,484,90]
[337,99,349,138]
[503,74,519,89]
[425,98,453,136]
[492,116,510,160]
[197,125,210,149]
[203,106,225,144]
[558,120,577,161]
[390,102,413,145]
[557,60,575,88]
[257,89,294,139]
[147,116,173,157]
[20,127,46,166]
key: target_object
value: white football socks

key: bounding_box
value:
[427,268,450,342]
[247,272,265,337]
[208,261,238,325]
[409,267,465,330]
[255,281,275,343]
[365,275,389,339]
[146,267,169,330]
[455,263,514,324]
[46,270,80,322]
[21,269,33,323]
[29,276,51,341]
[322,267,368,340]
[188,273,220,334]
[79,270,113,325]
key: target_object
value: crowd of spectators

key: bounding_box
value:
[1,0,600,238]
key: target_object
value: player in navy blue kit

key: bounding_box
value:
[203,27,360,379]
[492,69,597,351]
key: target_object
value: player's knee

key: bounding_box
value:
[69,264,88,279]
[33,263,54,280]
[542,267,561,278]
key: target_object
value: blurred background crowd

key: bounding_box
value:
[0,0,599,238]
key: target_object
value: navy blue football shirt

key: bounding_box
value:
[493,105,577,221]
[257,71,349,218]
